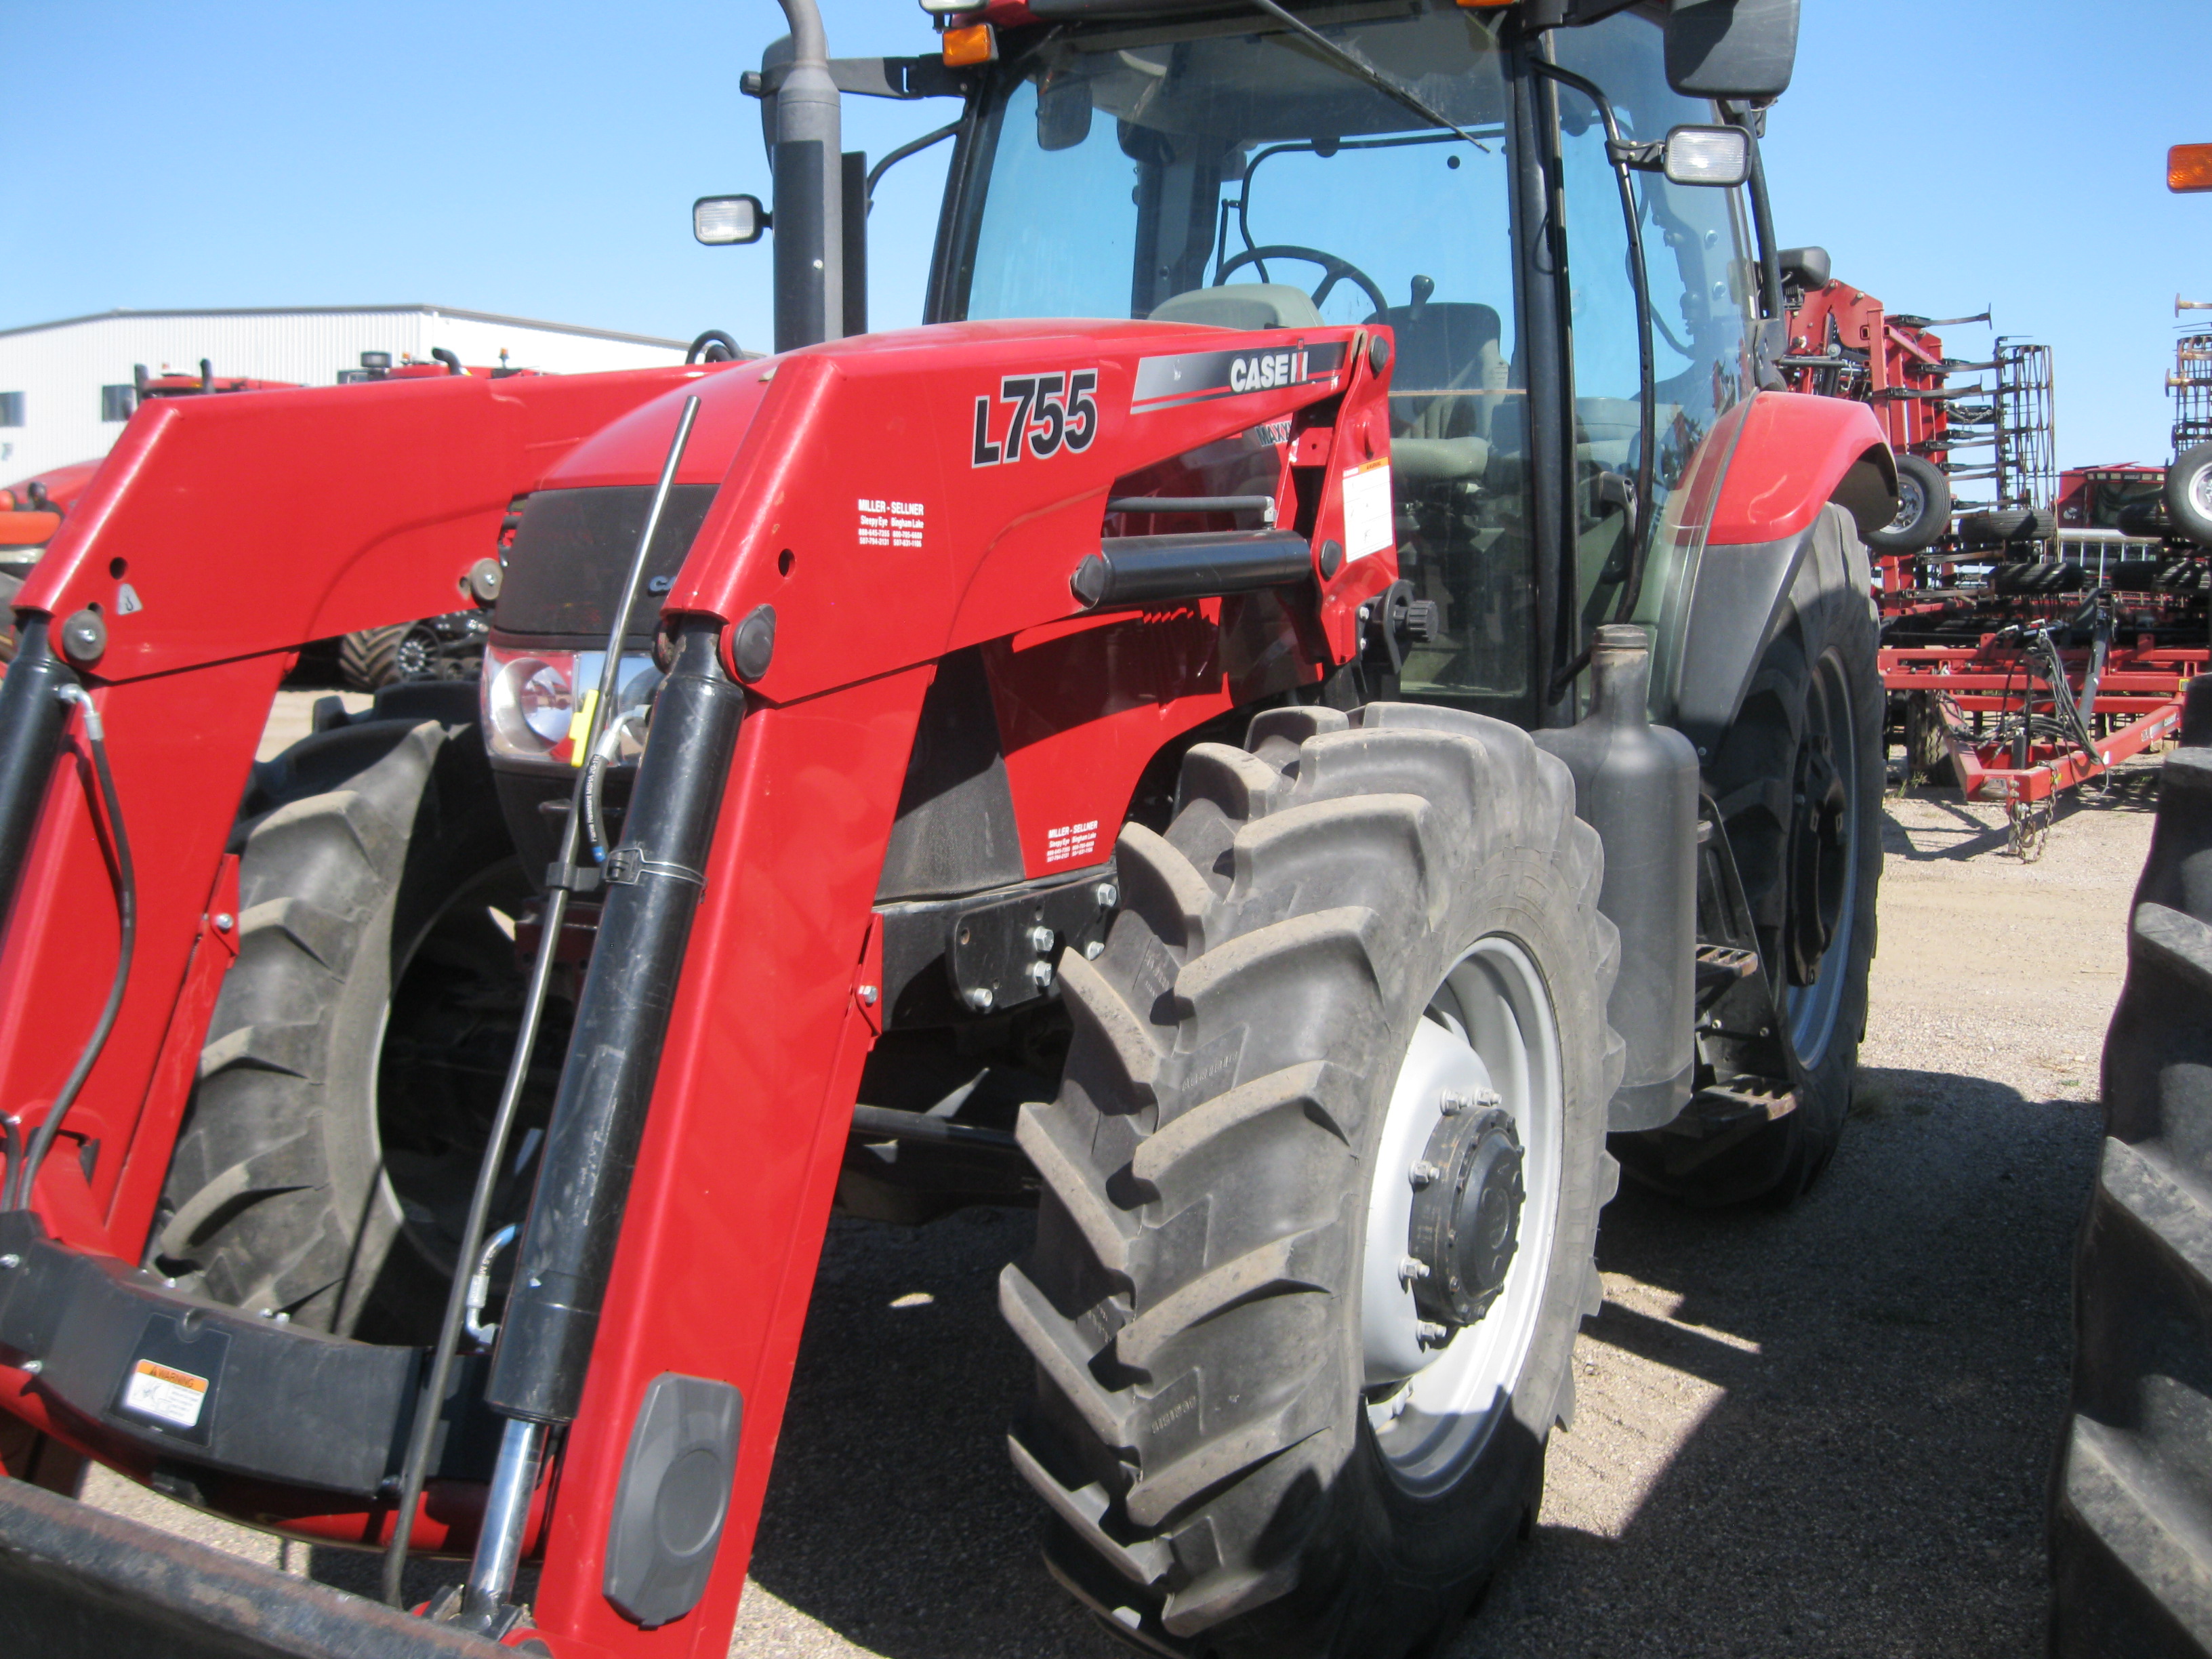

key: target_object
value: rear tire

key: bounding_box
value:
[1618,505,1883,1206]
[148,699,542,1337]
[1868,453,1952,554]
[2165,443,2212,550]
[340,624,407,691]
[2051,687,2212,1656]
[1002,705,1618,1658]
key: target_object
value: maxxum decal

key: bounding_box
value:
[1130,341,1347,415]
[972,371,1100,467]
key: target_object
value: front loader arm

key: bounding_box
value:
[0,365,719,1258]
[0,316,1397,1658]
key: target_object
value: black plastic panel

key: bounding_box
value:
[0,1213,415,1496]
[495,485,718,642]
[604,1373,743,1629]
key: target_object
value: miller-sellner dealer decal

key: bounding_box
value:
[1130,342,1347,415]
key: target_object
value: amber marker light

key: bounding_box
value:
[943,23,998,66]
[2171,144,2212,193]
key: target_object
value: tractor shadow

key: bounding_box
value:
[726,1064,2100,1658]
[738,1208,1125,1659]
[1448,1065,2101,1658]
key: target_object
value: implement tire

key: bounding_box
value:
[340,624,406,692]
[2164,442,2212,551]
[1002,704,1618,1658]
[148,689,541,1338]
[2051,680,2212,1657]
[1868,453,1952,554]
[1619,505,1883,1206]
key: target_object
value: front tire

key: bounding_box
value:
[148,697,544,1338]
[1002,704,1619,1657]
[1619,505,1883,1206]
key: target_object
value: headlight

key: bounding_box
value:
[482,643,663,764]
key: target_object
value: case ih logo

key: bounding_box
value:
[1130,342,1346,414]
[972,371,1101,467]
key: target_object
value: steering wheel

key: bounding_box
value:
[1215,245,1391,321]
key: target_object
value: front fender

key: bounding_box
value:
[1668,393,1889,755]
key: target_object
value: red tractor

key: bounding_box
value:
[0,2,1892,1655]
[1,354,517,688]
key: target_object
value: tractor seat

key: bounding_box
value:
[1149,284,1326,331]
[1371,300,1506,478]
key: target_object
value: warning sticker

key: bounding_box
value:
[858,498,925,550]
[121,1358,209,1429]
[1340,459,1394,561]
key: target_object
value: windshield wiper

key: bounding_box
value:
[1244,0,1490,153]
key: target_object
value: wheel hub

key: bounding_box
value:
[1888,474,1925,533]
[1406,1103,1523,1338]
[1785,735,1849,987]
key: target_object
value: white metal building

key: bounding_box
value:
[0,306,702,483]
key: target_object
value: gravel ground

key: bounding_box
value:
[81,700,2160,1657]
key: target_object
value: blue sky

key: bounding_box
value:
[7,1,2207,467]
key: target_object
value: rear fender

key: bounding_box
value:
[1666,391,1890,754]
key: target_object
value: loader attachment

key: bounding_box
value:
[0,1473,496,1659]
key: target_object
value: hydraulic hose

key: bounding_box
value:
[4,684,136,1214]
[382,393,701,1613]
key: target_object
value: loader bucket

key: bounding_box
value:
[0,1475,501,1659]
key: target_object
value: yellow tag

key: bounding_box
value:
[566,688,600,766]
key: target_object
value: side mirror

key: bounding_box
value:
[1659,125,1749,187]
[1036,73,1093,152]
[1664,0,1799,101]
[694,195,769,245]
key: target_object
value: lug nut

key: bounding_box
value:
[1027,926,1056,954]
[1440,1089,1471,1115]
[965,986,995,1012]
[1408,1160,1440,1189]
[1413,1320,1450,1346]
[1027,960,1054,993]
[1397,1254,1430,1285]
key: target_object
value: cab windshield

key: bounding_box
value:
[947,2,1533,713]
[942,4,1757,718]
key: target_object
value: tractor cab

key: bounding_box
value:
[760,0,1778,724]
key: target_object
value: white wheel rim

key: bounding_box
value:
[2190,463,2212,519]
[1359,937,1563,1494]
[1889,475,1924,533]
